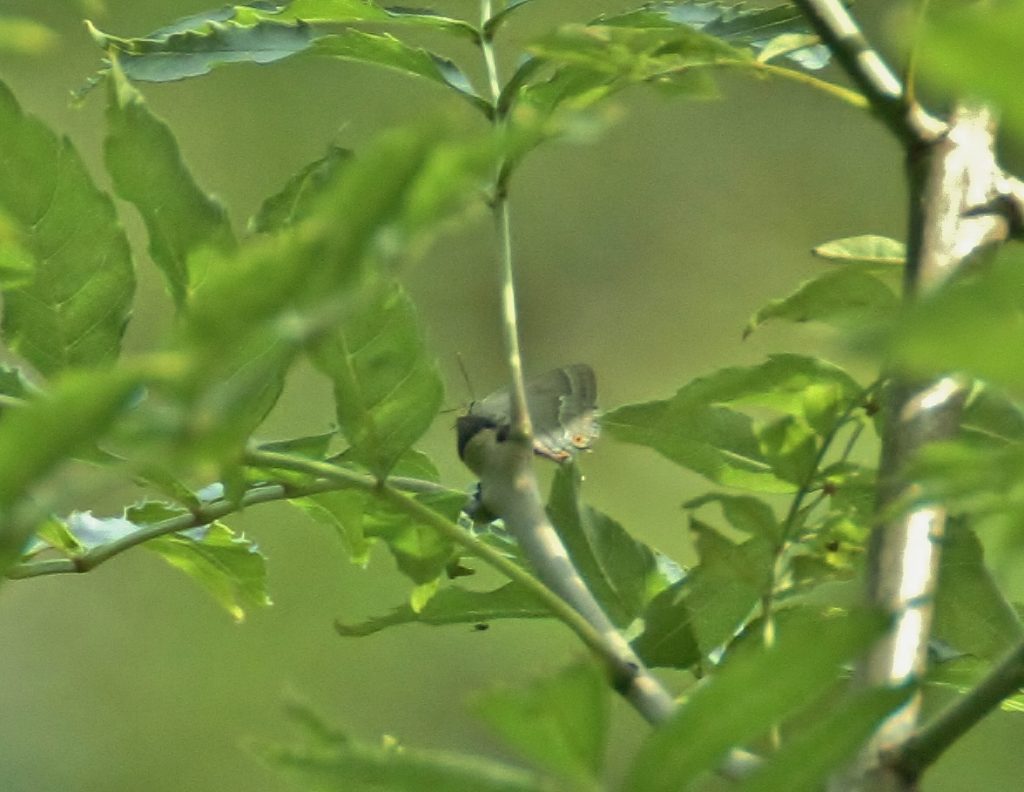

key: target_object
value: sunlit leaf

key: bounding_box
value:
[335,582,550,636]
[812,234,905,267]
[104,62,236,307]
[474,662,609,785]
[604,355,862,492]
[745,269,899,337]
[0,79,134,376]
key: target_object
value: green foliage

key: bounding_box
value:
[624,609,890,792]
[917,3,1024,141]
[256,702,562,792]
[2,1,1024,789]
[604,354,864,492]
[104,62,236,306]
[474,662,609,787]
[0,80,134,376]
[310,277,443,478]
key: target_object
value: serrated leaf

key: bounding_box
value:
[812,234,905,267]
[87,19,485,111]
[335,582,550,636]
[934,519,1024,661]
[604,355,861,493]
[310,277,442,478]
[474,662,609,785]
[255,708,561,792]
[104,61,236,307]
[546,464,675,626]
[86,19,319,85]
[249,144,352,233]
[745,268,899,337]
[308,30,485,110]
[146,522,270,621]
[624,609,887,792]
[0,79,134,376]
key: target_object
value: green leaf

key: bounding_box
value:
[104,61,236,307]
[960,384,1024,445]
[266,0,479,40]
[87,19,485,111]
[296,489,374,565]
[623,609,887,792]
[546,464,675,626]
[745,269,899,337]
[474,662,609,786]
[812,234,905,267]
[596,1,831,70]
[86,19,319,84]
[886,250,1024,389]
[255,705,561,792]
[604,355,861,492]
[684,492,780,543]
[0,79,134,376]
[310,277,443,478]
[933,519,1024,661]
[916,4,1024,141]
[630,579,701,669]
[736,688,911,792]
[335,582,550,636]
[144,519,271,622]
[0,370,141,575]
[249,144,352,233]
[308,30,485,110]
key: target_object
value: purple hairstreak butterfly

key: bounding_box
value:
[456,364,600,463]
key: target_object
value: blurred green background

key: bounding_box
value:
[0,1,1020,789]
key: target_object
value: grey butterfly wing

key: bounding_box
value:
[528,364,600,460]
[464,364,598,462]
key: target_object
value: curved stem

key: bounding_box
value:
[6,471,458,580]
[480,0,530,434]
[245,448,618,666]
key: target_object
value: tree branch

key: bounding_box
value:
[793,0,944,142]
[892,640,1024,781]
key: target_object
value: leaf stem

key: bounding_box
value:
[6,470,457,580]
[244,448,621,666]
[479,0,530,435]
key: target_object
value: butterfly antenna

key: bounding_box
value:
[456,352,476,402]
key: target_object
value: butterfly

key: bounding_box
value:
[456,364,600,463]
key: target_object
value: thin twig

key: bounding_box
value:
[6,472,458,580]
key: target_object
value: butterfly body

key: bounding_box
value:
[456,364,599,463]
